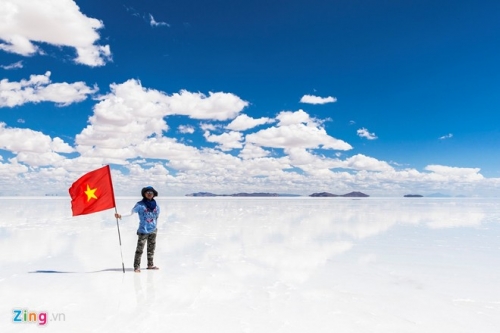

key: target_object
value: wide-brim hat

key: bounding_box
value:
[141,186,158,198]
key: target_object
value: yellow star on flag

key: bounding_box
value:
[84,184,98,202]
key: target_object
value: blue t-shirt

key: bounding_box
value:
[132,201,160,234]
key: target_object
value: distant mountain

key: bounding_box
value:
[427,193,451,198]
[309,191,369,197]
[185,192,217,197]
[187,191,370,197]
[309,192,339,197]
[344,191,369,197]
[231,192,279,197]
[404,194,423,197]
[186,192,280,197]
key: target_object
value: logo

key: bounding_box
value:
[12,309,65,326]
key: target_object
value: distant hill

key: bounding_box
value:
[309,191,369,197]
[427,193,451,198]
[231,192,279,197]
[186,192,217,197]
[309,192,338,197]
[186,192,281,197]
[404,194,423,197]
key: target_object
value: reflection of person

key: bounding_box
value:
[115,186,160,273]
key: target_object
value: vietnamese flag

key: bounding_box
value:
[69,165,116,216]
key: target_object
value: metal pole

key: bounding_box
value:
[114,207,125,273]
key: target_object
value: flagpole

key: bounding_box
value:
[114,207,126,273]
[107,165,125,274]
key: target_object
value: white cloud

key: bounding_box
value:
[240,156,292,176]
[246,123,352,150]
[357,127,378,140]
[178,125,195,134]
[239,144,270,160]
[282,150,393,176]
[276,109,315,126]
[204,131,243,151]
[133,137,201,163]
[168,90,248,120]
[0,76,497,197]
[439,133,453,140]
[0,159,28,176]
[246,110,352,151]
[0,60,23,70]
[200,123,220,131]
[300,94,337,105]
[344,154,393,172]
[0,0,111,66]
[0,122,73,154]
[0,71,97,107]
[285,148,326,169]
[424,165,483,181]
[0,122,74,167]
[226,114,273,131]
[149,14,169,27]
[15,151,68,167]
[76,79,248,155]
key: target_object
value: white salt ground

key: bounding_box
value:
[1,197,499,332]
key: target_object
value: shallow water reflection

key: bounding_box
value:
[1,197,499,332]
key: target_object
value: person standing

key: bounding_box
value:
[115,186,160,273]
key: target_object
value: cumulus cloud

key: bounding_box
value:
[204,131,243,151]
[425,165,483,180]
[344,154,393,172]
[283,150,393,176]
[0,0,111,66]
[246,110,352,151]
[0,160,28,176]
[357,127,378,140]
[285,148,326,169]
[300,94,337,105]
[0,122,74,166]
[226,114,273,131]
[0,76,495,197]
[246,124,351,150]
[15,151,68,167]
[0,71,97,107]
[178,125,195,134]
[239,144,270,160]
[200,123,220,131]
[276,109,315,126]
[167,90,248,120]
[75,80,248,158]
[0,122,73,154]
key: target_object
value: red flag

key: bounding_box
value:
[69,165,116,216]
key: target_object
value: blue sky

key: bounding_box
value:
[0,0,499,196]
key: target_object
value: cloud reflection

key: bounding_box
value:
[1,197,499,332]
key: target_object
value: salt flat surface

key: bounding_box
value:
[1,197,499,332]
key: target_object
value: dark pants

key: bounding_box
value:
[134,229,157,269]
